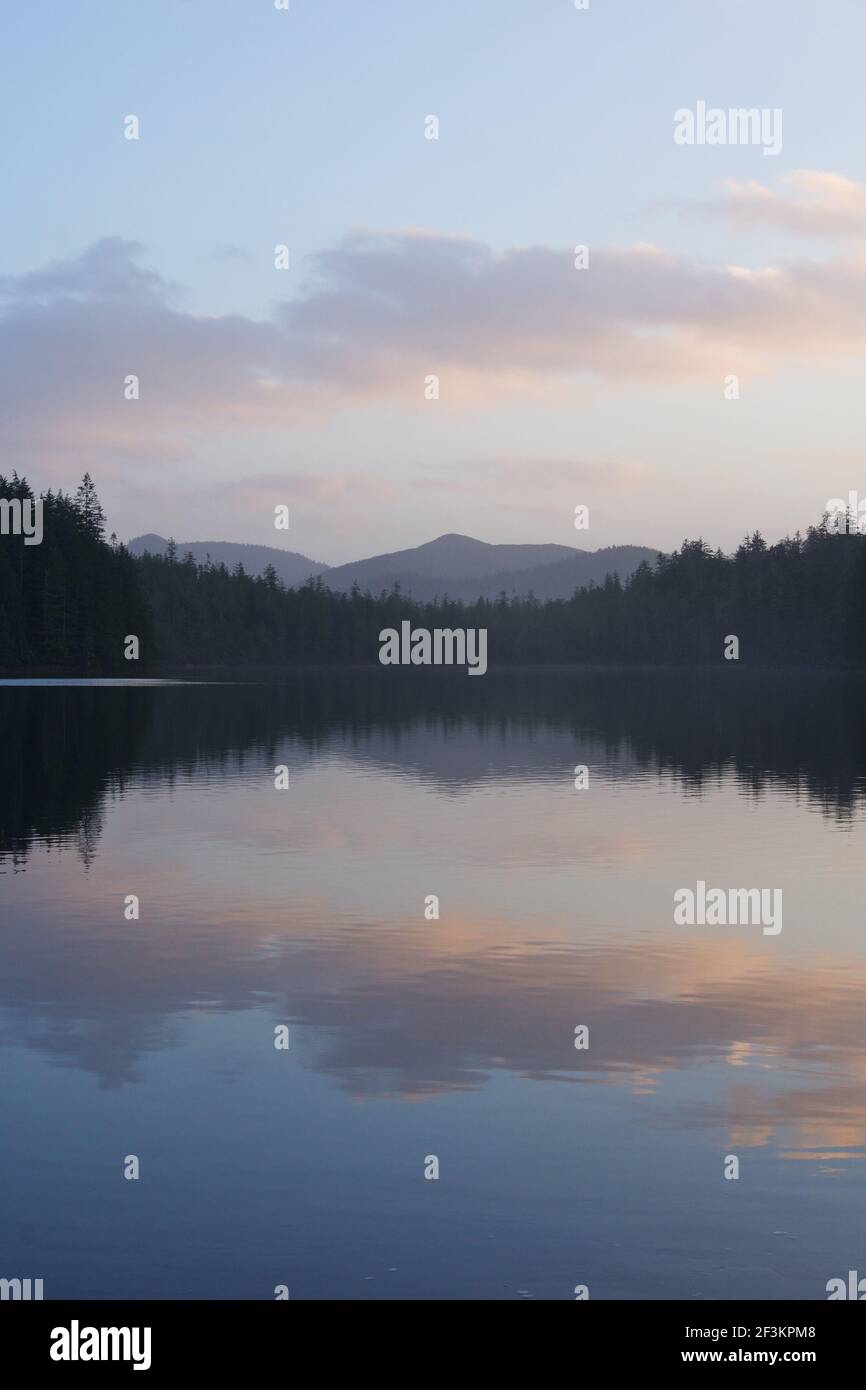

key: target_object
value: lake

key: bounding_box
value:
[1,668,865,1300]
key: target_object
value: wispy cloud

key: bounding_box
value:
[5,212,866,485]
[688,170,866,239]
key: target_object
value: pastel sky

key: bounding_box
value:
[3,0,866,562]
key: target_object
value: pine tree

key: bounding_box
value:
[74,473,106,540]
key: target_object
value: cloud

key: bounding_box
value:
[5,217,866,482]
[690,170,866,239]
[0,236,178,307]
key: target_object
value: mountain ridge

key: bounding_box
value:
[128,532,660,600]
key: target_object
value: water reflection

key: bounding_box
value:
[1,670,865,1298]
[3,668,866,861]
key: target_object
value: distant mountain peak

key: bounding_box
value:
[127,530,659,601]
[127,534,329,587]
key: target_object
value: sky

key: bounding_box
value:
[2,0,866,562]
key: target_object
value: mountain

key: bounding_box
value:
[324,534,579,582]
[127,535,329,588]
[318,535,659,600]
[127,531,659,601]
[438,545,661,602]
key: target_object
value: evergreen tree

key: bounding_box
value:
[74,473,106,540]
[7,470,866,674]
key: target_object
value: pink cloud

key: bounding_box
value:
[5,212,866,486]
[690,170,866,239]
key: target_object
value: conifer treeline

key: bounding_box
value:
[0,473,152,670]
[3,473,866,670]
[135,528,866,666]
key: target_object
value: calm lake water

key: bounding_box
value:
[2,668,866,1300]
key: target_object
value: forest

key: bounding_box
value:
[0,473,152,671]
[2,472,866,671]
